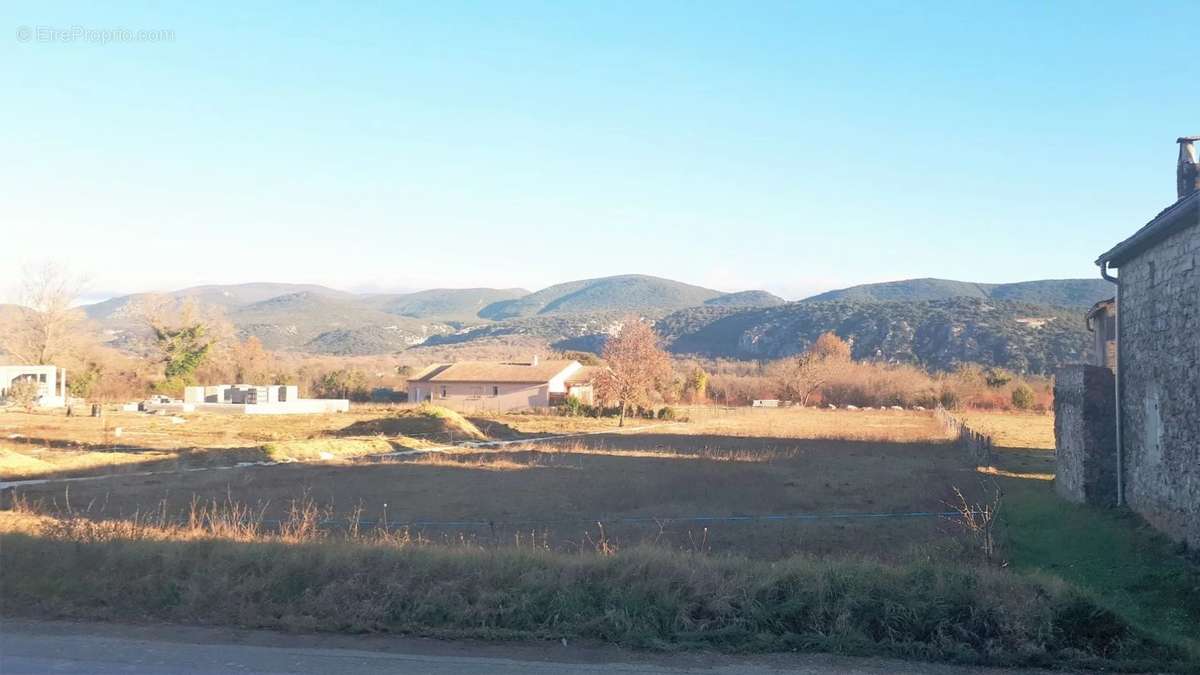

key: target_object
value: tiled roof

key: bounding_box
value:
[566,365,603,384]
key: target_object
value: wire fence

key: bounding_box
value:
[934,406,993,464]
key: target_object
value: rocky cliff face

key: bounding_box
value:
[658,298,1090,374]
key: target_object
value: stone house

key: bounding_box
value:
[407,358,594,412]
[1085,298,1117,371]
[1088,136,1200,547]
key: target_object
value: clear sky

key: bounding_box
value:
[2,2,1197,302]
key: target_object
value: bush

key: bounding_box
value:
[3,379,41,410]
[311,369,371,402]
[558,395,587,417]
[656,406,676,421]
[939,389,961,410]
[1011,383,1036,410]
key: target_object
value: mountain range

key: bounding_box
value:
[76,275,1113,372]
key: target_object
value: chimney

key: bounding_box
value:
[1177,136,1200,199]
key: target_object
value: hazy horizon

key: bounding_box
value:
[61,271,1116,308]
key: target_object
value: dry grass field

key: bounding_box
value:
[1,406,984,559]
[3,403,1197,671]
[956,410,1055,480]
[0,405,621,481]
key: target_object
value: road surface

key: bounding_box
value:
[0,619,1053,674]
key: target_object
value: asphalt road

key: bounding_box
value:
[0,619,1049,675]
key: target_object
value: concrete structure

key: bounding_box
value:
[0,364,67,408]
[1085,135,1200,547]
[178,384,349,415]
[407,359,592,412]
[1054,365,1118,506]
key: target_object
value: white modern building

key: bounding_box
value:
[178,384,349,414]
[0,364,68,408]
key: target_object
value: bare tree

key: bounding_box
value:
[0,262,87,365]
[595,318,672,426]
[771,331,852,406]
[947,484,1002,561]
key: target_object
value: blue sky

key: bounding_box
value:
[2,2,1197,302]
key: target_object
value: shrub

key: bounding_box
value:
[1011,383,1036,410]
[939,389,961,410]
[311,369,371,401]
[985,368,1014,388]
[3,379,41,410]
[656,406,676,421]
[558,395,587,417]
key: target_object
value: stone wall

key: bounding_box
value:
[1117,218,1200,547]
[1053,365,1117,506]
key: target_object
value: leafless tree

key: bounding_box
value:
[947,484,1002,561]
[595,318,673,426]
[0,262,87,365]
[770,331,852,406]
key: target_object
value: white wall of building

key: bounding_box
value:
[0,365,67,408]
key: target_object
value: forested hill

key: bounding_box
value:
[657,298,1090,374]
[74,276,1101,364]
[802,278,1111,308]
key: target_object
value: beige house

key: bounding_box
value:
[407,358,594,412]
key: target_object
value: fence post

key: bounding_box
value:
[935,405,993,466]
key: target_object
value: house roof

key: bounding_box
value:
[566,365,602,385]
[1086,298,1116,321]
[408,360,579,384]
[1096,190,1200,267]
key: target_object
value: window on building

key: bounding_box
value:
[440,386,447,398]
[492,385,499,397]
[39,374,47,383]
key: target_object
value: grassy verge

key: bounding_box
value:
[0,510,1188,671]
[1000,479,1200,664]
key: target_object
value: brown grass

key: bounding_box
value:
[675,406,950,443]
[4,408,982,560]
[0,504,1184,671]
[956,410,1055,450]
[0,444,178,480]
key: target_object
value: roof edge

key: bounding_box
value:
[1096,191,1200,267]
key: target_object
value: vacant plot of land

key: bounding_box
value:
[3,405,1197,671]
[957,410,1054,451]
[4,407,981,559]
[676,406,943,442]
[0,405,620,452]
[0,406,622,481]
